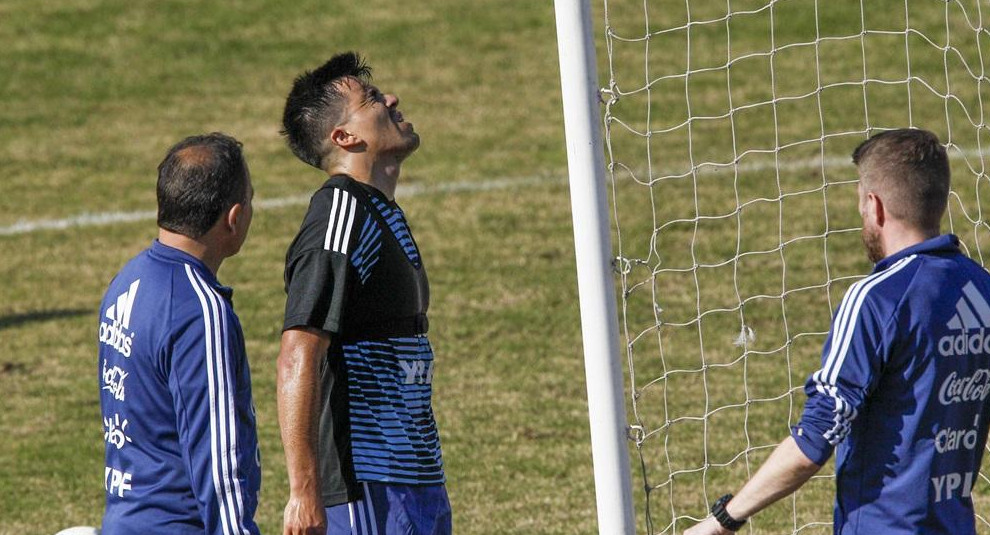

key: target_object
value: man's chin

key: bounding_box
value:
[862,230,885,263]
[402,132,421,153]
[387,134,421,161]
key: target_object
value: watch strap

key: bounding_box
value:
[711,493,746,532]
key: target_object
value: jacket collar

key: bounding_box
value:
[149,239,233,300]
[874,234,960,273]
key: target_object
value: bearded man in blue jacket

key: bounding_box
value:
[687,128,990,535]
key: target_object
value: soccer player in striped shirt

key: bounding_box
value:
[98,133,261,534]
[686,128,990,535]
[277,53,451,535]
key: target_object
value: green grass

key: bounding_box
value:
[2,0,990,534]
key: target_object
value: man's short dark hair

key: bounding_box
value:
[852,128,950,233]
[157,132,249,238]
[281,52,372,169]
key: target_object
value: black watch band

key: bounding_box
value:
[711,494,746,532]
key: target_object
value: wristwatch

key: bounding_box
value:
[711,494,747,532]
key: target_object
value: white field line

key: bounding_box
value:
[1,146,986,237]
[0,175,565,237]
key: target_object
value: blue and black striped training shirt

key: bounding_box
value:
[283,175,444,506]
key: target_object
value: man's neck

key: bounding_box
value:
[158,229,223,275]
[327,154,403,200]
[882,223,938,259]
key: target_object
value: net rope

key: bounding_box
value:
[601,1,990,532]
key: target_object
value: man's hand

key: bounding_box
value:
[683,437,821,535]
[283,493,327,535]
[683,516,734,535]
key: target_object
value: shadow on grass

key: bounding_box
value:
[0,308,90,331]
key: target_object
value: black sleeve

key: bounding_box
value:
[282,185,367,334]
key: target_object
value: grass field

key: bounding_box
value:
[1,0,990,534]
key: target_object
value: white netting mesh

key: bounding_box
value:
[600,0,990,532]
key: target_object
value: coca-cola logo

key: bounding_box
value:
[938,369,990,405]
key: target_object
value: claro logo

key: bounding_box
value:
[935,416,980,454]
[938,369,990,405]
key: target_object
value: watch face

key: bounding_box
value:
[712,493,732,510]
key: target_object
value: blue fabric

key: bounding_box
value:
[368,195,421,267]
[99,240,261,535]
[791,234,990,534]
[325,483,452,535]
[342,337,445,485]
[351,216,383,284]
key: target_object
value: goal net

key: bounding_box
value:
[599,0,990,532]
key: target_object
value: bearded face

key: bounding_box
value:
[861,218,885,263]
[858,180,886,263]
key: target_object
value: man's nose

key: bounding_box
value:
[385,93,399,107]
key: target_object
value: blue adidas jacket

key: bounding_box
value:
[792,234,990,534]
[98,240,261,535]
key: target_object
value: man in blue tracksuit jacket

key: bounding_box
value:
[686,128,990,535]
[98,133,261,534]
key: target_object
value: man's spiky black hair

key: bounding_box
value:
[281,52,373,169]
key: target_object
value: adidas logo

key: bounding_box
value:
[99,279,140,358]
[938,281,990,357]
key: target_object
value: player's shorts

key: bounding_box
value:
[325,482,452,535]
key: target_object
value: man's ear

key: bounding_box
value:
[225,203,243,233]
[329,126,362,150]
[867,191,886,227]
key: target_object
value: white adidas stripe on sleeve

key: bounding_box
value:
[813,256,917,444]
[185,265,251,535]
[324,189,358,254]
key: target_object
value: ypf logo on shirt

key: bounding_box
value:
[99,279,140,358]
[938,281,990,357]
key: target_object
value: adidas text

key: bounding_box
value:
[100,279,140,358]
[938,328,990,357]
[100,321,134,357]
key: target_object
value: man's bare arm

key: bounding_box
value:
[277,327,330,535]
[685,436,822,535]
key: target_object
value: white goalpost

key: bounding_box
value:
[554,0,636,533]
[558,0,990,533]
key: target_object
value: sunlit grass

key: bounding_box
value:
[2,0,990,534]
